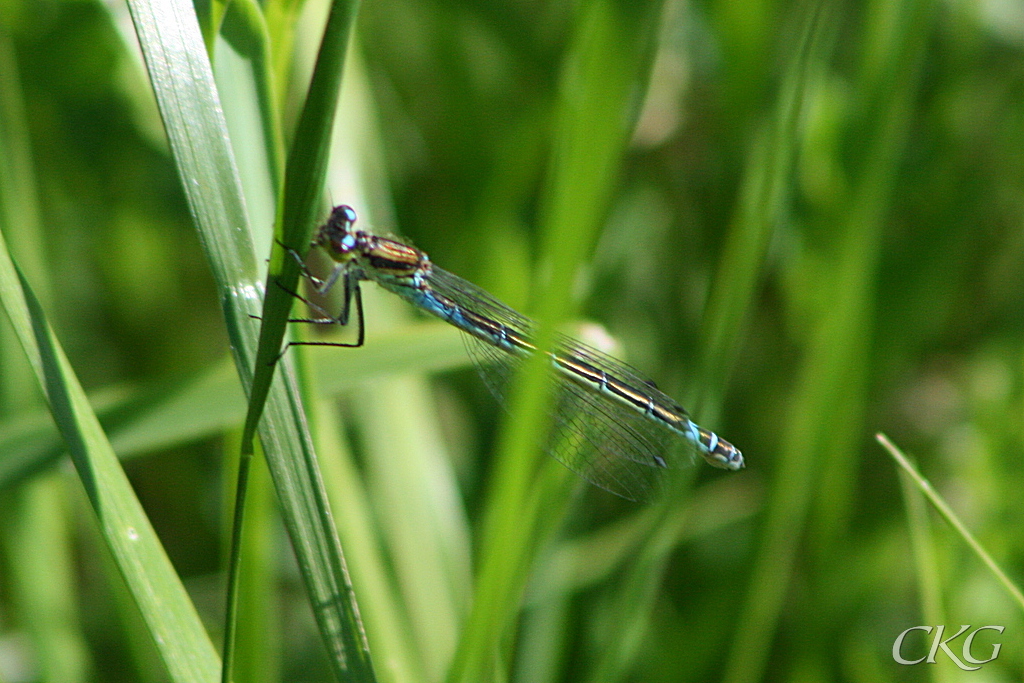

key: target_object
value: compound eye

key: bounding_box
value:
[334,205,358,226]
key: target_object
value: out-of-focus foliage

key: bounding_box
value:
[1,0,1023,681]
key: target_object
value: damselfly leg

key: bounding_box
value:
[265,242,367,355]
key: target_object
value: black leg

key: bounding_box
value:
[266,278,366,364]
[255,243,368,364]
[283,278,364,347]
[277,239,326,289]
[279,238,349,295]
[282,269,358,325]
[268,274,343,325]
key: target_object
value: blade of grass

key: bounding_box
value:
[585,490,693,683]
[242,0,360,441]
[896,453,952,683]
[447,0,663,680]
[0,321,467,487]
[898,464,945,624]
[574,4,826,680]
[0,229,220,683]
[526,477,759,606]
[722,2,934,682]
[2,474,91,682]
[315,50,476,683]
[0,34,92,683]
[879,433,1024,613]
[227,0,360,671]
[312,392,428,683]
[692,0,825,422]
[353,374,472,680]
[214,41,276,253]
[123,0,374,679]
[219,0,285,196]
[222,430,281,683]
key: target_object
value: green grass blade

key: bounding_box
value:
[448,0,664,680]
[879,434,1024,614]
[693,0,827,420]
[895,451,951,683]
[224,434,281,683]
[566,4,826,679]
[895,447,946,626]
[723,2,935,682]
[0,321,467,486]
[316,55,475,683]
[2,474,92,683]
[312,393,428,683]
[242,0,360,444]
[0,230,219,683]
[225,1,360,665]
[0,35,92,683]
[353,374,472,679]
[219,0,285,195]
[124,0,374,678]
[527,477,758,605]
[584,504,685,683]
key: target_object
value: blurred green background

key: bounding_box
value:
[2,0,1023,681]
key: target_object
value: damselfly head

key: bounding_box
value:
[315,205,360,263]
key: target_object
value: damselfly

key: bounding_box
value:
[289,205,743,501]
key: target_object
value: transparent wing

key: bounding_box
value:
[428,267,700,501]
